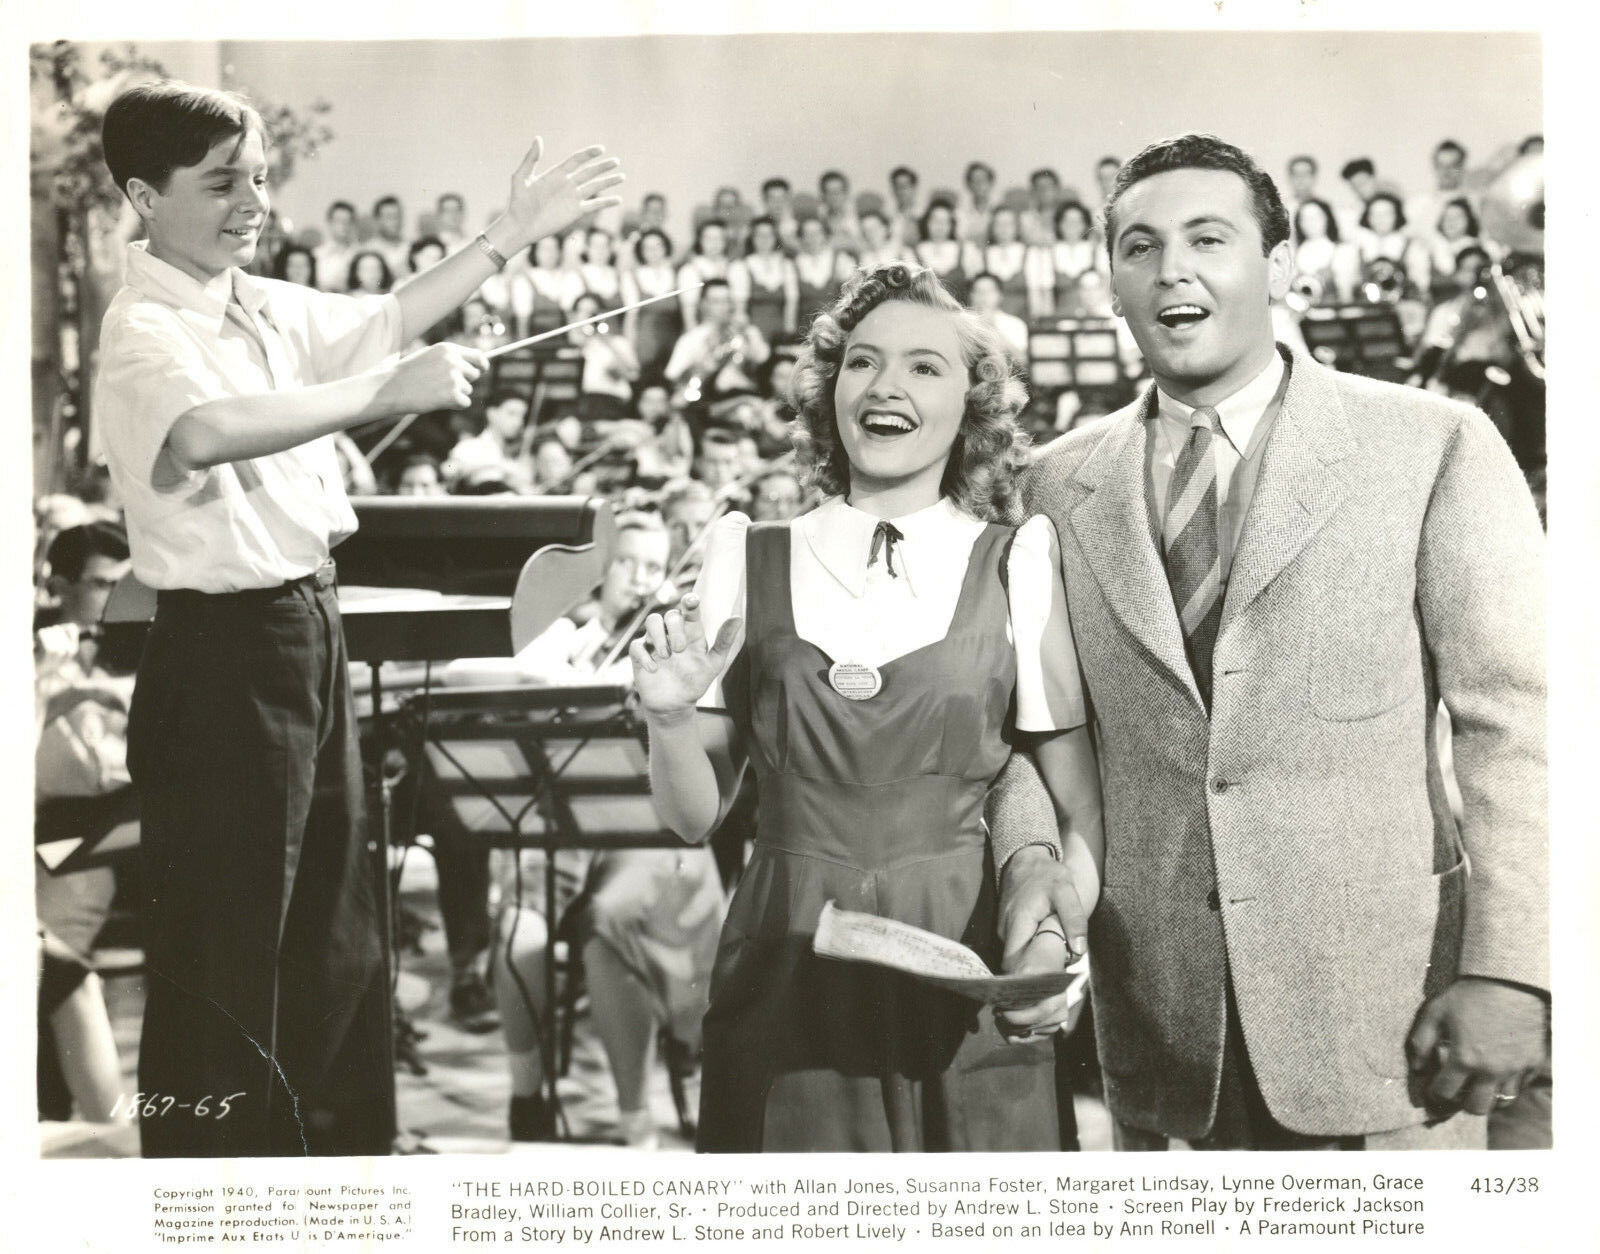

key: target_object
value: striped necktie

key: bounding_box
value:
[1163,405,1224,707]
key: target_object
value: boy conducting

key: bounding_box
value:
[95,81,621,1156]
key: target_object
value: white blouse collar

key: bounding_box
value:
[798,495,982,597]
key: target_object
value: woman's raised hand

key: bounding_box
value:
[629,594,743,719]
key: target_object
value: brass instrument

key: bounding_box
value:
[1285,272,1325,314]
[1480,153,1544,380]
[1360,257,1407,305]
[676,319,750,407]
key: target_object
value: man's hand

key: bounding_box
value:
[999,844,1094,963]
[1407,976,1549,1115]
[991,845,1095,1040]
[503,140,625,250]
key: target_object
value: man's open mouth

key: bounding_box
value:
[860,410,917,436]
[1157,304,1210,329]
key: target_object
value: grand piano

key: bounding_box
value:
[100,494,617,666]
[336,494,615,664]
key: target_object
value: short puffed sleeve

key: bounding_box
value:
[693,512,751,711]
[1006,514,1087,732]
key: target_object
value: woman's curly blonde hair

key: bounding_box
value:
[786,262,1032,523]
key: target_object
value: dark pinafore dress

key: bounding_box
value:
[697,522,1065,1152]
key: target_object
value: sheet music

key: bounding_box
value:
[812,900,1085,1009]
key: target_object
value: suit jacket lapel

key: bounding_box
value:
[1065,389,1202,706]
[1220,349,1354,636]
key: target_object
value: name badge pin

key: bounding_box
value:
[828,660,882,701]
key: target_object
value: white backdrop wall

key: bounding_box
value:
[186,32,1538,245]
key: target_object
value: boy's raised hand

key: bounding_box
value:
[505,139,625,248]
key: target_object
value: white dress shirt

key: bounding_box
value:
[1147,350,1287,581]
[694,497,1086,732]
[96,240,402,592]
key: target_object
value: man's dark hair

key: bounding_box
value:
[373,195,401,218]
[1434,139,1467,162]
[968,270,1001,290]
[1103,133,1291,265]
[964,161,995,183]
[1029,167,1060,187]
[47,521,130,583]
[890,165,918,185]
[327,199,356,219]
[436,191,464,211]
[407,235,445,270]
[761,177,791,197]
[1340,157,1375,181]
[819,169,849,191]
[1097,155,1122,171]
[643,192,667,208]
[102,81,265,197]
[1287,153,1318,176]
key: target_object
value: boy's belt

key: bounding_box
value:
[157,558,338,605]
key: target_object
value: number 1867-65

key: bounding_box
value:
[109,1092,246,1119]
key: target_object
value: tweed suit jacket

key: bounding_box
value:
[988,344,1547,1140]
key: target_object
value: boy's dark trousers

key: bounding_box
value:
[128,565,393,1156]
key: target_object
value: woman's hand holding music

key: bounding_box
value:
[629,594,743,721]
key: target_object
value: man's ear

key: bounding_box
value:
[125,177,160,224]
[1267,238,1294,303]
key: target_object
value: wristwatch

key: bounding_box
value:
[474,233,509,272]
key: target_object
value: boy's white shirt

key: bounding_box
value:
[95,240,402,592]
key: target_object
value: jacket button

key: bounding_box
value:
[1210,778,1230,794]
[1207,889,1221,911]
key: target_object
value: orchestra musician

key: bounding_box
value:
[664,279,771,419]
[92,80,622,1157]
[430,513,723,1148]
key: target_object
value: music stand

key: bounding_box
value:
[402,683,686,1139]
[1299,304,1410,381]
[1027,318,1135,410]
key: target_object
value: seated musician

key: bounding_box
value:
[35,521,136,1125]
[432,513,724,1146]
[663,280,770,420]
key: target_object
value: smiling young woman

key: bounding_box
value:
[629,262,1106,1154]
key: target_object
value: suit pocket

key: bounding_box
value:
[1309,597,1423,721]
[1337,858,1463,1077]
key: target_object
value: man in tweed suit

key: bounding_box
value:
[992,135,1548,1149]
